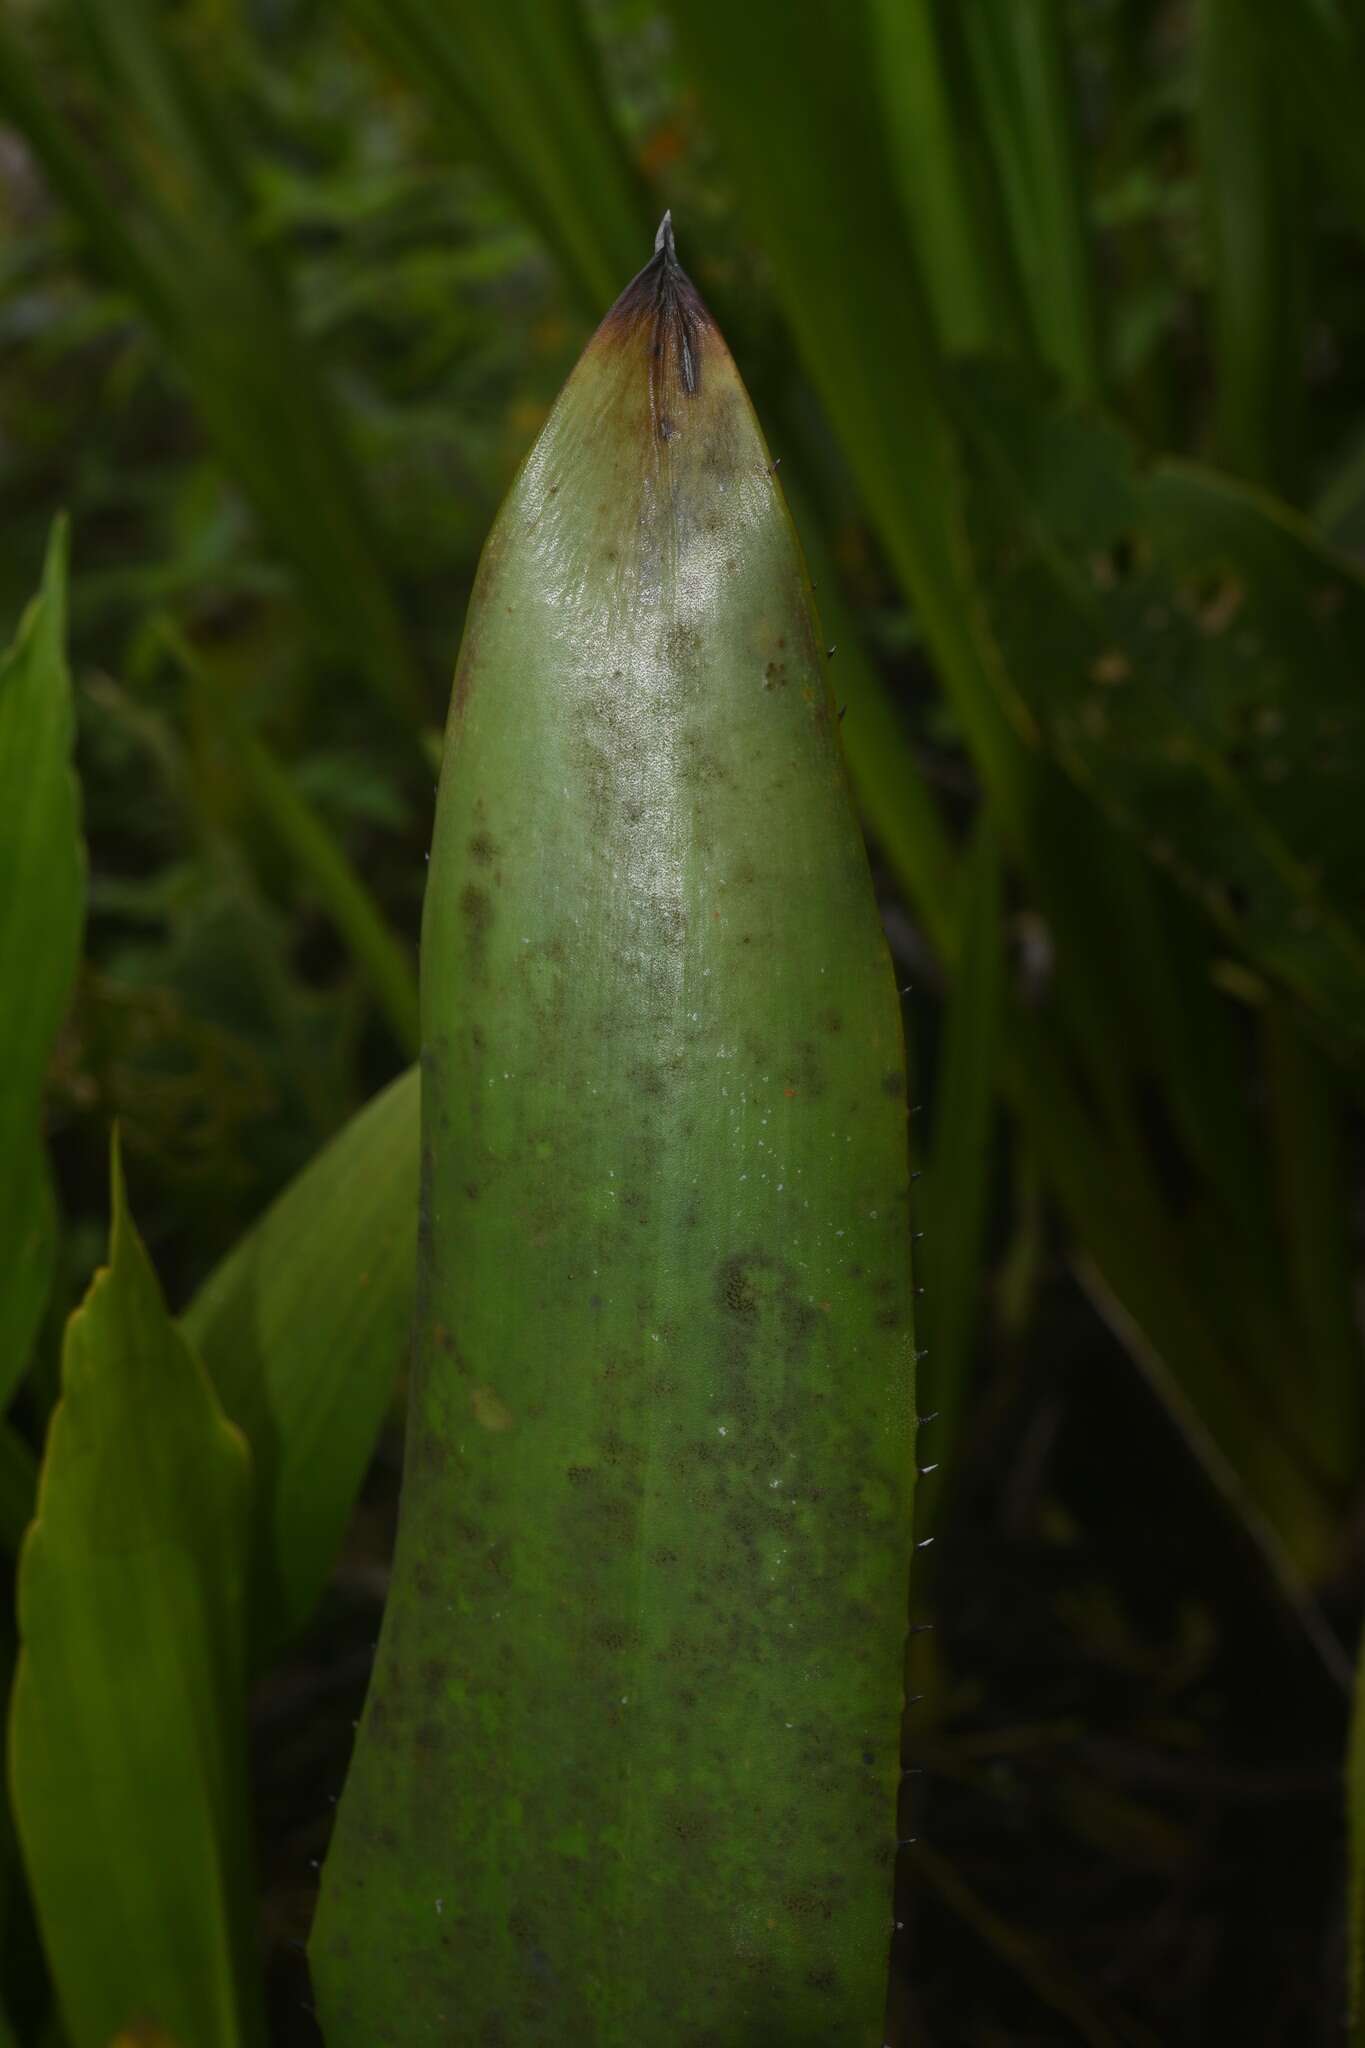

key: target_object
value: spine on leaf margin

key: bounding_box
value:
[313,218,919,2046]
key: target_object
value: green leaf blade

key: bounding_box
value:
[314,229,918,2045]
[0,519,84,1411]
[8,1137,262,2048]
[184,1064,419,1659]
[1198,0,1306,495]
[868,0,1019,357]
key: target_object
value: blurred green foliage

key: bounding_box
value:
[0,0,1363,2042]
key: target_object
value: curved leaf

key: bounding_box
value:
[183,1064,418,1658]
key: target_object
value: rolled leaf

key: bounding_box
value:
[313,220,919,2044]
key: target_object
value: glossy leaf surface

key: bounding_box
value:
[313,226,918,2044]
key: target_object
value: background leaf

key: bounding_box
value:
[0,0,426,729]
[1197,0,1306,495]
[919,812,1004,1532]
[959,362,1365,1056]
[0,521,83,1412]
[340,0,650,314]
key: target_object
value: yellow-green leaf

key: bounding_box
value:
[9,1135,263,2048]
[184,1065,418,1658]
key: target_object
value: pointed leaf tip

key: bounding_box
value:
[595,208,712,404]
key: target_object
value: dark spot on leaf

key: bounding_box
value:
[783,1889,834,1922]
[461,884,493,975]
[720,1259,758,1317]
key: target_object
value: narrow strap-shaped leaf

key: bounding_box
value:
[1197,0,1307,495]
[0,520,83,1412]
[867,0,1023,357]
[1246,0,1365,224]
[9,1134,263,2048]
[959,0,1101,399]
[920,813,1005,1530]
[183,1065,418,1658]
